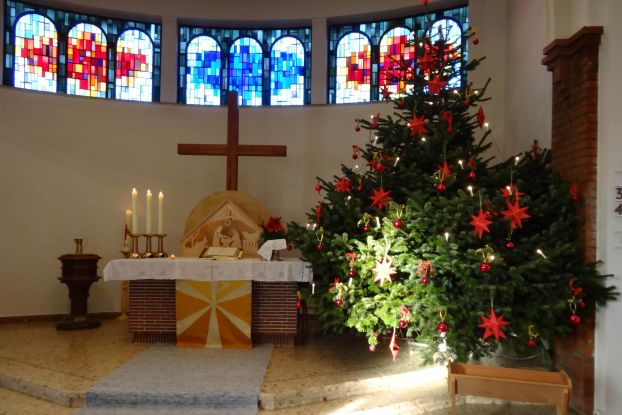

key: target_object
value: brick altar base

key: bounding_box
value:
[128,280,300,346]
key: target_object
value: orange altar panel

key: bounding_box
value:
[176,280,252,348]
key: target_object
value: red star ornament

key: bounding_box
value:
[334,177,352,193]
[408,114,428,137]
[470,208,493,239]
[380,86,392,101]
[477,106,486,129]
[500,183,525,201]
[501,199,530,229]
[479,307,511,341]
[427,75,447,95]
[369,187,393,209]
[389,327,400,362]
[418,50,435,73]
[436,161,452,182]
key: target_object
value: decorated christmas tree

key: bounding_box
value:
[288,12,617,364]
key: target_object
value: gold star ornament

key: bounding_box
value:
[373,257,397,286]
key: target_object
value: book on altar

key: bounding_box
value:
[200,246,243,259]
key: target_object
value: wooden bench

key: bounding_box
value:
[448,362,572,415]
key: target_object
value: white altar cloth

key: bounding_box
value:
[103,258,313,283]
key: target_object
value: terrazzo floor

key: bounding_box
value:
[0,319,564,414]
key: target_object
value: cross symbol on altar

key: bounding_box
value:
[178,91,287,191]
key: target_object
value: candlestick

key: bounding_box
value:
[146,190,152,235]
[158,192,164,235]
[154,234,168,258]
[142,234,154,258]
[131,189,138,233]
[129,233,141,259]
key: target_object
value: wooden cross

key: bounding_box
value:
[178,91,287,191]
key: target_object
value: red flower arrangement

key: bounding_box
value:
[262,216,287,240]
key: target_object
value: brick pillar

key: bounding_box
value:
[542,26,602,415]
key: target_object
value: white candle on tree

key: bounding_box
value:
[146,189,152,234]
[131,189,138,234]
[158,192,164,234]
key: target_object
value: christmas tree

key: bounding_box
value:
[288,14,617,364]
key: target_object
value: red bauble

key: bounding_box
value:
[314,184,321,192]
[473,37,479,45]
[362,225,370,232]
[480,262,491,273]
[368,344,376,352]
[437,321,449,333]
[505,240,515,249]
[571,193,579,202]
[355,125,361,132]
[579,301,586,309]
[296,300,302,310]
[421,276,430,286]
[464,101,471,107]
[569,313,581,325]
[348,269,357,278]
[468,171,477,181]
[287,243,293,251]
[357,185,363,192]
[335,298,344,308]
[315,242,325,251]
[374,162,384,172]
[527,338,537,347]
[436,183,446,191]
[399,320,408,329]
[392,219,403,229]
[352,154,358,160]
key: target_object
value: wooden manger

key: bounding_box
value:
[448,362,572,415]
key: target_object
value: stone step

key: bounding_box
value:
[0,356,86,407]
[77,406,256,415]
[260,365,450,411]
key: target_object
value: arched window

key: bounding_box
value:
[229,37,263,106]
[270,36,304,106]
[378,27,414,99]
[186,36,221,105]
[13,13,57,92]
[115,29,154,102]
[335,32,371,103]
[67,23,107,97]
[427,18,463,88]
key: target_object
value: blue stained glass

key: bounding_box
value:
[229,37,263,106]
[270,36,304,106]
[427,18,463,88]
[186,36,221,105]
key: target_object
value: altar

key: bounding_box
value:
[104,258,312,347]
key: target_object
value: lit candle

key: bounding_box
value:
[125,209,132,232]
[131,189,138,234]
[158,192,164,234]
[146,189,152,234]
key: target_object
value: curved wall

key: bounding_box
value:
[0,0,508,319]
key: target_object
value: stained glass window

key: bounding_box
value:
[328,6,468,104]
[13,13,57,92]
[4,1,161,101]
[427,18,463,88]
[335,32,371,103]
[115,29,154,102]
[179,26,311,106]
[67,23,107,97]
[186,36,221,105]
[378,27,415,99]
[229,37,263,106]
[270,36,305,106]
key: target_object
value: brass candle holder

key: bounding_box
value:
[129,233,141,259]
[141,234,154,258]
[153,234,168,258]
